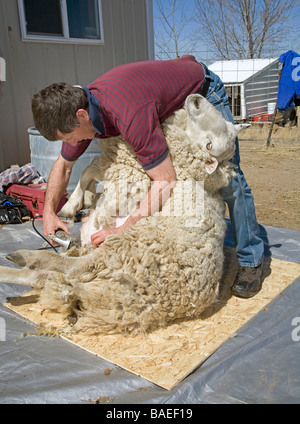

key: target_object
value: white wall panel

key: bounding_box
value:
[0,0,152,171]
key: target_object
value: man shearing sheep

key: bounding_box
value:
[31,55,264,298]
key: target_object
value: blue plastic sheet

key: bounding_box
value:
[277,50,300,110]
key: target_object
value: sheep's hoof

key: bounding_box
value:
[6,252,26,267]
[67,313,78,325]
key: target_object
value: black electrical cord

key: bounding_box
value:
[32,215,59,253]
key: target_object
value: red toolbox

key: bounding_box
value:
[253,113,273,122]
[5,183,68,217]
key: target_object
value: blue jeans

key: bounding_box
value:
[204,68,264,267]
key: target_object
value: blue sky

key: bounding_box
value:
[152,0,300,62]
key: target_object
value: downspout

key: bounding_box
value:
[146,0,155,60]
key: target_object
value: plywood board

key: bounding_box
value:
[4,248,300,390]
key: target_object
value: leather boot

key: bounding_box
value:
[231,262,263,298]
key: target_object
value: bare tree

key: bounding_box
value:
[154,0,196,59]
[194,0,296,59]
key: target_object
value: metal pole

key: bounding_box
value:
[266,66,283,148]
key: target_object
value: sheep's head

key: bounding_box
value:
[185,94,249,174]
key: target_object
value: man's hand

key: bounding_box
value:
[91,225,124,248]
[43,212,70,245]
[42,154,74,244]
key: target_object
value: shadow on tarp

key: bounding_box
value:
[224,218,282,259]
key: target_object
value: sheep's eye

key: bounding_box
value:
[206,141,212,150]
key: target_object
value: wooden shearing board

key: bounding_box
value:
[4,247,300,390]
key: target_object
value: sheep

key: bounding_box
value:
[0,94,247,335]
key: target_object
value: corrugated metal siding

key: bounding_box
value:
[0,0,152,172]
[209,58,278,84]
[244,59,280,118]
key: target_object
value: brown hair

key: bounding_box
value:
[31,82,89,140]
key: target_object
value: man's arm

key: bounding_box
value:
[43,154,76,238]
[90,153,177,247]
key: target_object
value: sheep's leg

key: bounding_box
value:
[83,180,98,209]
[6,249,77,272]
[0,265,55,288]
[59,156,111,218]
[5,249,98,283]
[59,173,95,218]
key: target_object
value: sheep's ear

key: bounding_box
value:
[234,123,251,134]
[205,157,218,174]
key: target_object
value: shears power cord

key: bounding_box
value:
[32,215,59,253]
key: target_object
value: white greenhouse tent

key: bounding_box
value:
[209,58,280,121]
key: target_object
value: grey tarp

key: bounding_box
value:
[0,219,299,404]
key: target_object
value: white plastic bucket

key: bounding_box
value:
[28,127,101,194]
[267,102,276,115]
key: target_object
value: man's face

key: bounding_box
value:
[56,109,96,145]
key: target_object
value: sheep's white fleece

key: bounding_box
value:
[0,94,239,335]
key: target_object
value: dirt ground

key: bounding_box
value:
[236,126,300,231]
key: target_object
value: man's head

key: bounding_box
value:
[32,82,92,142]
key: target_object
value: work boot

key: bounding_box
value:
[231,262,263,298]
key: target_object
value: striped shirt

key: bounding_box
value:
[61,55,205,170]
